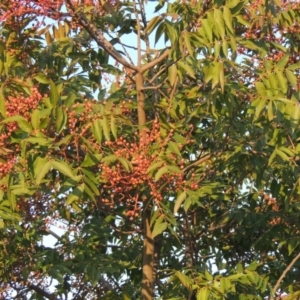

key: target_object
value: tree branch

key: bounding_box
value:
[183,153,212,174]
[45,228,61,240]
[65,0,138,72]
[141,50,170,73]
[271,252,300,300]
[28,284,56,300]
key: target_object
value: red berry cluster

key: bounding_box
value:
[67,100,94,136]
[0,87,42,178]
[256,192,282,226]
[99,120,199,219]
[6,87,42,118]
[0,0,120,25]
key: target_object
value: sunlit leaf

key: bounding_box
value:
[174,191,186,214]
[51,160,76,179]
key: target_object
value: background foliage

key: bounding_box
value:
[0,0,300,299]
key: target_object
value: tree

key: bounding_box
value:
[0,0,299,299]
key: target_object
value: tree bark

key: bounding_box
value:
[136,70,154,299]
[142,204,155,299]
[184,215,195,300]
[28,284,56,300]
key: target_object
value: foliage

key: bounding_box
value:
[0,0,300,299]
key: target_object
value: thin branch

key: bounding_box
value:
[65,0,138,72]
[142,84,163,90]
[287,134,295,150]
[99,276,114,292]
[183,153,212,174]
[149,54,185,84]
[169,76,178,102]
[45,228,61,240]
[134,1,142,69]
[139,0,159,105]
[271,252,300,300]
[106,32,135,65]
[141,49,170,73]
[28,284,56,300]
[155,87,170,103]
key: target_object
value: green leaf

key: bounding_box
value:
[25,137,51,146]
[174,191,187,214]
[276,70,288,94]
[253,98,267,121]
[183,31,194,56]
[267,101,274,121]
[155,22,166,45]
[268,150,277,165]
[117,157,133,172]
[222,39,229,58]
[214,41,221,58]
[84,183,96,203]
[35,160,51,185]
[34,74,50,84]
[212,61,221,89]
[145,16,163,34]
[175,271,192,289]
[110,114,117,139]
[50,80,59,106]
[168,64,177,86]
[285,69,297,88]
[275,148,290,161]
[214,9,225,39]
[178,61,195,79]
[66,184,84,205]
[155,165,169,182]
[0,85,6,117]
[31,109,40,130]
[55,107,67,134]
[287,62,300,71]
[204,62,215,84]
[291,104,300,129]
[51,160,75,179]
[146,161,164,175]
[223,6,234,33]
[255,82,267,96]
[201,19,213,43]
[288,239,299,255]
[101,116,110,141]
[18,119,33,133]
[276,54,289,69]
[84,176,100,196]
[152,217,168,238]
[12,188,36,196]
[205,270,213,281]
[226,0,242,9]
[219,62,225,92]
[168,141,181,156]
[92,119,103,143]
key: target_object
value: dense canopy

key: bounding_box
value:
[0,0,300,299]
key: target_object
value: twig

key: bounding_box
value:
[28,284,56,300]
[142,84,163,90]
[45,228,61,240]
[183,153,212,174]
[148,57,182,84]
[271,252,300,300]
[65,0,138,72]
[141,49,169,73]
[134,1,142,69]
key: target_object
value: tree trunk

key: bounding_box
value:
[142,205,155,299]
[184,215,195,300]
[136,71,155,299]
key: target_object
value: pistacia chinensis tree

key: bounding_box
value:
[0,0,300,299]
